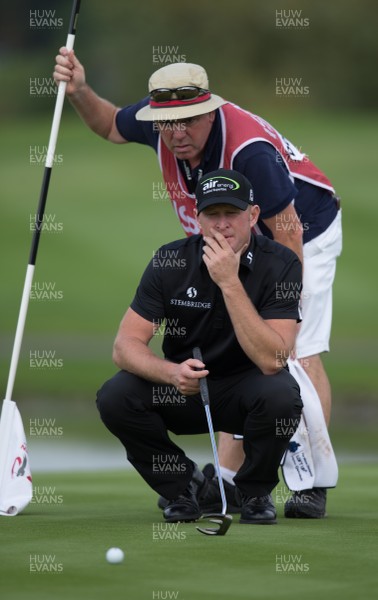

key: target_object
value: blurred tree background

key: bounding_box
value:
[1,0,377,116]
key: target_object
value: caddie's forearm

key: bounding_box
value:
[272,226,303,268]
[286,236,303,268]
[68,84,119,140]
[113,336,177,385]
[263,204,304,268]
[221,281,287,375]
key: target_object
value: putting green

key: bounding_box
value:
[0,464,377,599]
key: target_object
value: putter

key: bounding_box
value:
[192,348,232,536]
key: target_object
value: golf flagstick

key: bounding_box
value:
[0,0,81,517]
[192,348,232,536]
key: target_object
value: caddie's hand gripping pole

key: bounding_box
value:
[4,0,81,403]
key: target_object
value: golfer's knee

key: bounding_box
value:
[263,372,302,420]
[96,370,150,426]
[96,378,121,424]
[96,371,136,424]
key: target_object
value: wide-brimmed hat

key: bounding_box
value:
[135,63,227,121]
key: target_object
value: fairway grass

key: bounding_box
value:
[0,464,377,600]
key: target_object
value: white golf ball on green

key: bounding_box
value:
[106,547,124,564]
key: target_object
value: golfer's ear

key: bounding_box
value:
[250,204,260,227]
[194,207,203,232]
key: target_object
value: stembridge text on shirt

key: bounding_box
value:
[170,299,212,309]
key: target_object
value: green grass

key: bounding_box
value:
[0,112,377,398]
[0,464,377,600]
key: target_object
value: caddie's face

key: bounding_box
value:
[155,112,216,166]
[196,204,260,254]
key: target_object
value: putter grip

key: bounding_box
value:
[192,347,210,406]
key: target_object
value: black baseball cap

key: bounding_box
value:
[195,169,254,214]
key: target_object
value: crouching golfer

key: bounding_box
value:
[96,169,303,524]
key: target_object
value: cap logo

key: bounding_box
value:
[201,176,240,194]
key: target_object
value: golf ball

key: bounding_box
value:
[106,547,124,564]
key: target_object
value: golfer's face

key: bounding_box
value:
[156,112,215,165]
[197,204,259,254]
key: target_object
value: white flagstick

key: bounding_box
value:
[0,0,81,516]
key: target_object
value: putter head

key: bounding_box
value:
[196,513,232,536]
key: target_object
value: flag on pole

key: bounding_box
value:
[0,399,32,516]
[0,0,81,517]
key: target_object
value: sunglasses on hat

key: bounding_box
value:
[149,86,209,103]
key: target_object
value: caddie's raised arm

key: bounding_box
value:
[53,47,126,143]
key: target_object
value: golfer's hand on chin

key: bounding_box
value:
[170,359,209,396]
[202,229,247,289]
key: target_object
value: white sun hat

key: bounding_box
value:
[135,62,227,121]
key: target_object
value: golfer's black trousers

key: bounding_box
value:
[96,368,302,499]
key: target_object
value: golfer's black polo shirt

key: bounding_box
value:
[130,234,302,377]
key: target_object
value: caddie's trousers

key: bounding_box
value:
[96,368,302,499]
